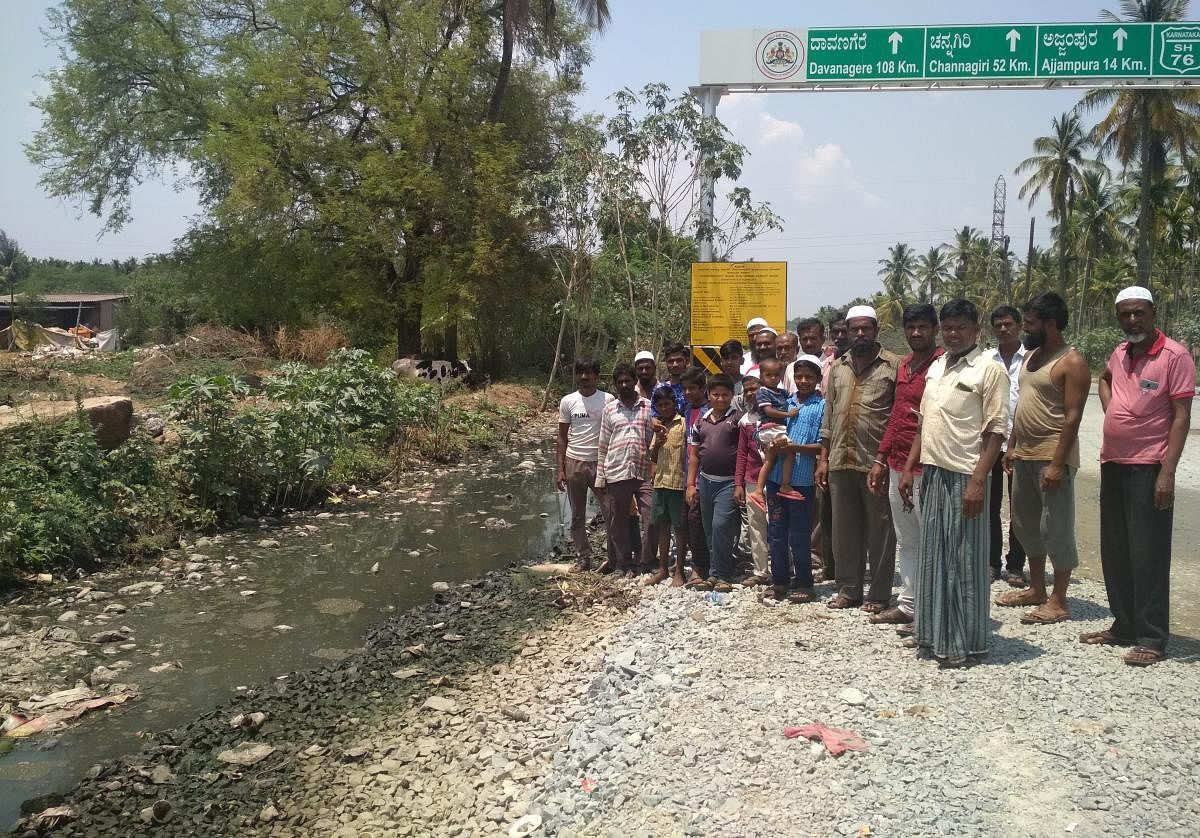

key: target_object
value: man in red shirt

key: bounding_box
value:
[1085,286,1195,666]
[868,304,944,626]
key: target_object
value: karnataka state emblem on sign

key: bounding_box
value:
[756,30,804,80]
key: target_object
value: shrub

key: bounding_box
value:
[0,414,174,575]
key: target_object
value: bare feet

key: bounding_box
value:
[644,569,669,586]
[670,572,687,588]
[994,588,1047,608]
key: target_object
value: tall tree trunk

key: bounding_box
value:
[1077,252,1094,338]
[486,3,515,122]
[1056,196,1069,300]
[1137,99,1153,289]
[393,257,422,357]
[542,263,574,411]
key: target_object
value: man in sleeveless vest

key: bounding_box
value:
[995,292,1091,624]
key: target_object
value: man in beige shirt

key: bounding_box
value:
[900,299,1009,668]
[816,305,900,612]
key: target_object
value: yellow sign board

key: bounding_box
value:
[690,261,788,348]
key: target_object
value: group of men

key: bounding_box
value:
[556,286,1194,668]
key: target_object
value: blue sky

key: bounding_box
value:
[0,1,1149,314]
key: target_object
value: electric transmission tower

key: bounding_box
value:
[985,175,1012,301]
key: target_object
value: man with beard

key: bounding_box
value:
[817,305,899,613]
[776,331,799,391]
[994,292,1090,625]
[634,350,659,402]
[868,304,944,627]
[900,299,1008,667]
[1086,286,1194,666]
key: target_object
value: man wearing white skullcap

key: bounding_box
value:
[742,317,769,374]
[817,303,900,613]
[1087,285,1195,665]
[633,350,658,401]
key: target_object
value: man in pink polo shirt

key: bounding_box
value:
[1085,286,1195,666]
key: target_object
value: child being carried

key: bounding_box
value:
[748,357,805,511]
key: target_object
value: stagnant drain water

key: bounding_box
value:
[1,444,565,828]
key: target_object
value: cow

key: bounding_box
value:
[392,356,472,384]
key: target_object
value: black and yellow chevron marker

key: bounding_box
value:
[692,345,723,373]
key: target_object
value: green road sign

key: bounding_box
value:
[924,25,1037,79]
[806,27,925,81]
[1157,23,1200,75]
[700,21,1200,88]
[1037,23,1152,77]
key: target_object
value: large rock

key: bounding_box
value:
[0,396,134,449]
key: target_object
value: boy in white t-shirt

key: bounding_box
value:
[557,359,613,571]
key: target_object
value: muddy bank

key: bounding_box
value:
[1,419,561,830]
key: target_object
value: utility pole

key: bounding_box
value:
[1023,217,1036,302]
[695,86,723,263]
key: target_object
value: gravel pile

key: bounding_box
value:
[14,552,1200,837]
[518,577,1200,838]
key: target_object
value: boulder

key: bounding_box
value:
[0,396,134,450]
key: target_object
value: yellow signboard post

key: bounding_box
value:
[690,261,787,371]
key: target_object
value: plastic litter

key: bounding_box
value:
[783,722,869,756]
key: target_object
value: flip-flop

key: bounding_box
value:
[787,589,816,604]
[1020,609,1069,625]
[685,578,713,591]
[748,494,768,512]
[1079,630,1134,647]
[777,488,807,501]
[1123,646,1166,667]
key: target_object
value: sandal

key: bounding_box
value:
[860,601,888,615]
[741,573,770,587]
[711,581,734,593]
[1020,607,1069,625]
[869,607,913,625]
[686,578,713,591]
[826,594,863,610]
[776,488,806,501]
[1123,646,1166,667]
[787,589,816,604]
[1079,630,1133,647]
[761,585,788,602]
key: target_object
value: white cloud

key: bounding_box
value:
[719,95,882,209]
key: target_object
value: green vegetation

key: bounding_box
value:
[0,414,175,574]
[19,1,774,375]
[0,352,531,580]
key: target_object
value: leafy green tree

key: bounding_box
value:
[1077,0,1200,289]
[1015,112,1098,298]
[601,83,782,352]
[27,0,586,366]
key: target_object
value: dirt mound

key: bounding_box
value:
[446,382,539,414]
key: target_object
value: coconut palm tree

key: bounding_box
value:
[1015,112,1098,299]
[1076,0,1200,289]
[488,0,611,122]
[947,226,981,286]
[876,242,917,324]
[915,245,953,306]
[1072,168,1123,333]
